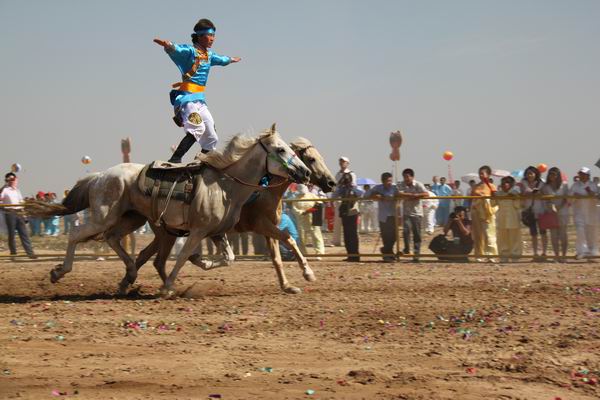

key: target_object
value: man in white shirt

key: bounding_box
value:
[570,167,599,259]
[0,173,35,258]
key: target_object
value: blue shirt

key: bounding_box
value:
[166,44,231,108]
[278,213,299,244]
[364,184,399,222]
[432,183,452,206]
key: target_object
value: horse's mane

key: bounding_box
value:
[196,130,278,169]
[290,137,313,151]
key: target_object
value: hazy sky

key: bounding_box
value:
[1,0,599,196]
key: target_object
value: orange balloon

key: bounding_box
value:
[443,151,453,161]
[537,163,547,173]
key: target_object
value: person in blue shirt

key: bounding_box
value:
[364,172,400,262]
[154,19,241,163]
[432,176,453,226]
[279,212,301,261]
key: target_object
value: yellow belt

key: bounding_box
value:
[172,81,205,93]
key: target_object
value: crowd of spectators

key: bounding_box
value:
[2,162,600,264]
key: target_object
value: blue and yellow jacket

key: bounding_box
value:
[165,43,231,109]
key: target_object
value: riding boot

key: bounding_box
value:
[168,133,197,163]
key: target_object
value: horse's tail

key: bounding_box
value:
[23,173,99,217]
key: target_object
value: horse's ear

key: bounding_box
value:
[270,123,277,133]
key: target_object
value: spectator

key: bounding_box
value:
[332,156,356,247]
[451,180,464,212]
[336,167,362,262]
[0,172,36,258]
[436,205,473,262]
[493,176,522,262]
[464,179,477,214]
[470,165,498,262]
[291,184,325,258]
[279,212,300,261]
[519,166,547,261]
[541,167,569,262]
[359,184,378,233]
[364,172,400,262]
[570,167,598,259]
[397,168,428,262]
[29,191,45,236]
[433,177,453,226]
[44,192,60,236]
[422,184,438,234]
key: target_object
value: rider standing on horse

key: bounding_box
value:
[154,19,241,163]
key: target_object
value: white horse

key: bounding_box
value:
[124,137,336,294]
[25,126,310,296]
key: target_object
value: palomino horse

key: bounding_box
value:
[125,137,336,294]
[24,127,310,295]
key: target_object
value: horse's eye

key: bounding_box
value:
[306,157,315,164]
[277,148,286,154]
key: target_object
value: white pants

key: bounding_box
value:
[359,203,378,233]
[423,207,436,233]
[574,222,599,256]
[181,101,218,151]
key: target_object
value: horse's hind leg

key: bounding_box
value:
[51,222,110,283]
[266,237,301,294]
[105,212,147,294]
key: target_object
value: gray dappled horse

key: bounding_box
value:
[24,127,310,296]
[125,137,336,294]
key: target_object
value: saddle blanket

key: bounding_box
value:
[137,160,205,204]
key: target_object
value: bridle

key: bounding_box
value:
[222,138,297,189]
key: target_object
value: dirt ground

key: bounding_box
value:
[1,233,599,400]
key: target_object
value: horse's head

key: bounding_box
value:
[260,124,311,184]
[291,137,336,193]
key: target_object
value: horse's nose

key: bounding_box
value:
[304,168,311,179]
[327,180,335,189]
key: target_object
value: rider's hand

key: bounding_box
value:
[153,38,171,48]
[230,57,241,63]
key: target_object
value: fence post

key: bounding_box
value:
[395,198,401,259]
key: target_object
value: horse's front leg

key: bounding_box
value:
[255,222,316,284]
[279,233,316,282]
[266,236,301,294]
[161,230,206,298]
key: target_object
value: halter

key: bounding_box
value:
[222,138,295,189]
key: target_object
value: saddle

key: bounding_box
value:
[137,160,206,226]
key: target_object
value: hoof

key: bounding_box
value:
[117,281,129,296]
[159,287,176,299]
[303,272,317,282]
[283,286,302,294]
[49,269,61,284]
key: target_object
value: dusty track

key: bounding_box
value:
[1,250,599,399]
